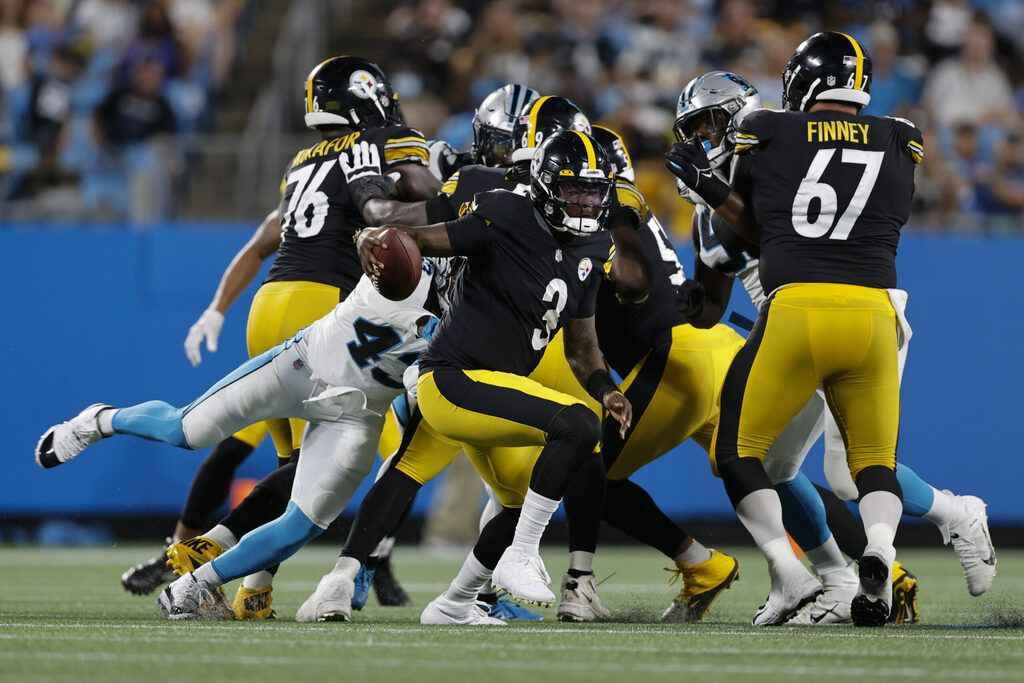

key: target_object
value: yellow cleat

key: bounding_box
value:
[661,549,739,622]
[165,536,224,577]
[233,585,276,620]
[888,560,920,624]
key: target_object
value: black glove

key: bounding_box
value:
[665,141,731,209]
[676,279,706,322]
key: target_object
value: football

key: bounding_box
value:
[372,227,422,301]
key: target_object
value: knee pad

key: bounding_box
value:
[547,403,601,454]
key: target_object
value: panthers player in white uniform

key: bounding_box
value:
[674,71,996,624]
[36,266,442,619]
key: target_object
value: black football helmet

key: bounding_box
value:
[472,83,540,166]
[782,32,872,112]
[304,56,404,130]
[530,130,615,237]
[591,125,634,182]
[511,96,591,163]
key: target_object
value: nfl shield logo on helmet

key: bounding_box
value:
[827,75,837,86]
[578,257,593,281]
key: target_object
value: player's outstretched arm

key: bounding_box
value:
[184,209,281,366]
[563,316,632,438]
[356,224,453,274]
[341,140,434,227]
[362,197,429,228]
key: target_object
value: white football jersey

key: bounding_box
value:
[301,262,435,412]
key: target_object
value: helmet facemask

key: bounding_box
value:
[472,122,517,166]
[538,174,614,237]
[673,106,734,169]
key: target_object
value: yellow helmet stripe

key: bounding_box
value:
[837,32,865,91]
[571,130,597,169]
[527,95,554,149]
[595,125,632,172]
[306,57,336,114]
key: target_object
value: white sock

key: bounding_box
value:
[510,489,560,555]
[97,408,116,437]
[804,536,848,575]
[859,490,902,554]
[444,552,492,603]
[242,570,274,590]
[922,488,956,534]
[735,489,791,552]
[674,539,712,566]
[569,550,594,574]
[204,524,238,550]
[193,562,221,586]
[333,556,361,581]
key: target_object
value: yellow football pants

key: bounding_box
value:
[712,282,900,479]
[245,280,343,458]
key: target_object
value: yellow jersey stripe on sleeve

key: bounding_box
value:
[615,180,647,217]
[906,141,924,164]
[441,171,461,196]
[603,243,615,275]
[384,146,430,164]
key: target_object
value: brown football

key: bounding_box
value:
[371,227,422,301]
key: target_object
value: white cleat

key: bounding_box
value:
[947,493,996,596]
[788,564,857,625]
[557,572,611,622]
[421,595,506,626]
[752,560,822,626]
[296,571,354,622]
[36,403,112,469]
[157,572,234,621]
[851,545,895,627]
[492,547,555,607]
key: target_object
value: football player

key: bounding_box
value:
[357,131,631,611]
[37,264,443,620]
[676,69,995,623]
[667,32,929,627]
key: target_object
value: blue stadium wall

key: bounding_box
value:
[3,224,1022,524]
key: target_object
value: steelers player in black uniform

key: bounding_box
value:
[357,131,631,608]
[667,32,923,627]
[151,55,439,618]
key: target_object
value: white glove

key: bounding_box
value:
[184,309,224,367]
[339,141,383,183]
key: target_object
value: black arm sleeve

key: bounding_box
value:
[444,213,492,258]
[425,193,458,224]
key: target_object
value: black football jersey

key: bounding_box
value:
[266,125,429,294]
[595,185,687,376]
[420,189,611,376]
[732,109,923,294]
[423,164,527,224]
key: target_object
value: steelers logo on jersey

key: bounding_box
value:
[578,257,593,281]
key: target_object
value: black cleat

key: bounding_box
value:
[852,554,890,627]
[121,540,177,595]
[372,556,412,607]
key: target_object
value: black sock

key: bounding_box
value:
[814,482,868,559]
[179,437,254,530]
[567,568,593,578]
[219,461,295,538]
[602,478,689,558]
[340,468,421,565]
[472,507,520,570]
[563,454,606,554]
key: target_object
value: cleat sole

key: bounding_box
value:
[35,429,59,469]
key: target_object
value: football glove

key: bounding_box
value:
[184,309,224,367]
[428,139,472,182]
[665,141,731,209]
[340,140,383,182]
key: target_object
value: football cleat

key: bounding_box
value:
[888,561,920,624]
[296,572,354,622]
[373,555,412,607]
[165,536,223,576]
[492,547,555,607]
[233,585,275,620]
[487,593,543,621]
[121,539,176,595]
[36,403,112,469]
[851,547,894,628]
[421,595,506,626]
[157,572,234,621]
[557,572,612,622]
[352,566,374,611]
[947,493,996,596]
[788,564,857,625]
[661,549,739,623]
[752,560,822,626]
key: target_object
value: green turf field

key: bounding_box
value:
[1,545,1022,682]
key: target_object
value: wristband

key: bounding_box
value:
[696,172,732,210]
[585,369,619,403]
[349,175,396,212]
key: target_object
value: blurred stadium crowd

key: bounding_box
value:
[2,0,1023,231]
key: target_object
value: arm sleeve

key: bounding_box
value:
[444,213,492,258]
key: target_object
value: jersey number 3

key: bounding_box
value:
[531,278,568,351]
[792,149,883,240]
